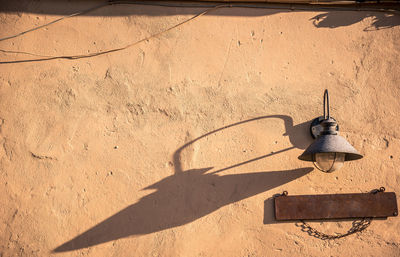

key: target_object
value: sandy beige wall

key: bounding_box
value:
[1,1,400,256]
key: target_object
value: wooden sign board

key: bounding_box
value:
[275,192,398,221]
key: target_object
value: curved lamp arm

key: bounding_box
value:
[323,89,330,120]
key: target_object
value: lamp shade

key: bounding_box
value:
[298,134,363,162]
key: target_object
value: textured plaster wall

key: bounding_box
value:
[1,1,400,256]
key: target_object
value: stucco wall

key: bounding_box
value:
[1,1,400,256]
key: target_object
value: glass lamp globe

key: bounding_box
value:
[314,152,345,173]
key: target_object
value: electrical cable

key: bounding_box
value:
[0,2,109,43]
[0,4,230,63]
[0,1,399,64]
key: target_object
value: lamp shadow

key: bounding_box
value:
[310,11,400,30]
[53,115,313,252]
[54,167,312,252]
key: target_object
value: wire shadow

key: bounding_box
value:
[53,115,313,252]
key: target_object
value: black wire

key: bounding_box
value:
[0,4,228,64]
[0,3,109,42]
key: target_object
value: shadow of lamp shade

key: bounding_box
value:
[298,90,363,172]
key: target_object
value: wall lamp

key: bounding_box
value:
[298,90,363,172]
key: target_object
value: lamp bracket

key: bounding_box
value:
[310,116,339,139]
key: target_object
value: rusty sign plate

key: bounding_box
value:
[274,192,398,221]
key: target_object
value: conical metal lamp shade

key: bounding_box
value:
[298,134,363,162]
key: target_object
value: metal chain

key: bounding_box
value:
[297,218,371,240]
[292,187,386,240]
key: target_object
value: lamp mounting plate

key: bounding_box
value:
[310,116,339,139]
